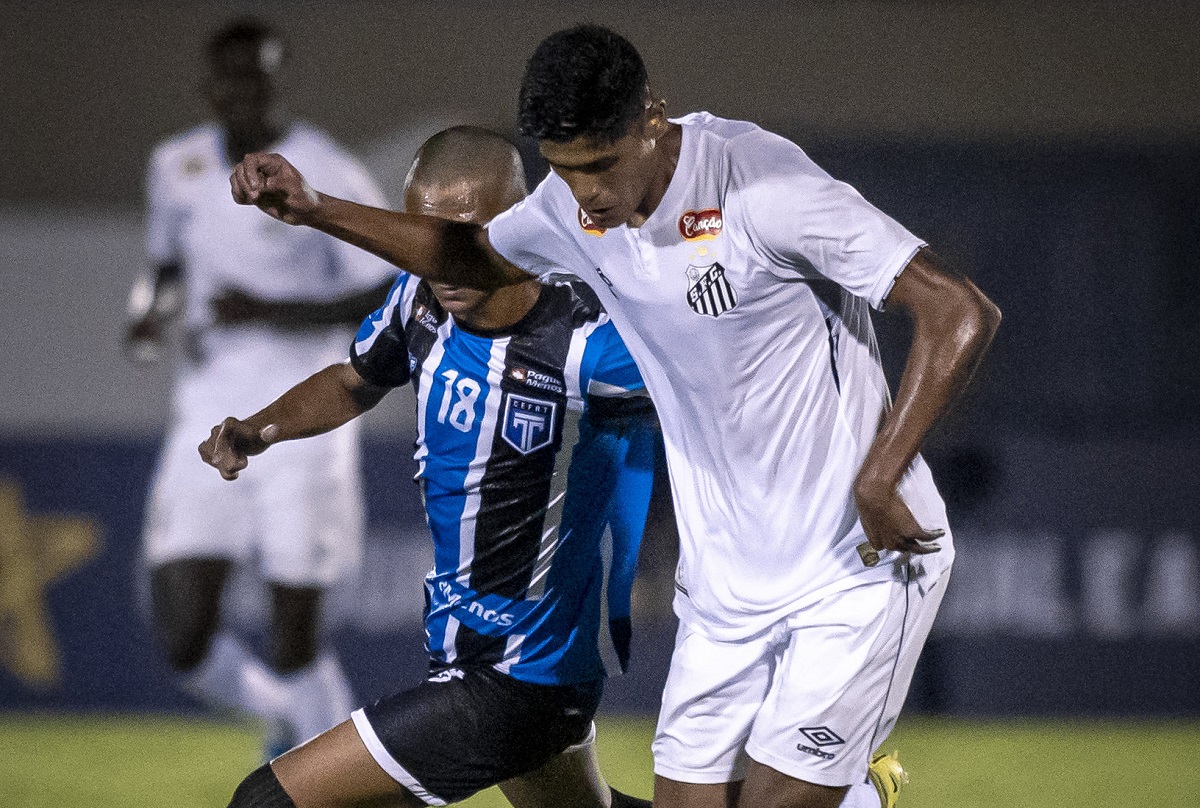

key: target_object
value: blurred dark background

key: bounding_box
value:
[2,1,1197,718]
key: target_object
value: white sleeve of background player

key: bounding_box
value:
[486,177,584,279]
[323,154,398,289]
[733,130,926,310]
[144,146,184,266]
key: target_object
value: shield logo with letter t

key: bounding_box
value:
[502,394,556,454]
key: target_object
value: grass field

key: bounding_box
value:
[1,712,1197,807]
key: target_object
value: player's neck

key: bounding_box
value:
[224,119,286,164]
[629,123,683,229]
[456,282,542,334]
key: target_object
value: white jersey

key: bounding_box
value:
[141,122,394,585]
[488,112,951,641]
[145,120,395,410]
[147,120,393,330]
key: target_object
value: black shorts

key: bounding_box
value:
[353,664,604,805]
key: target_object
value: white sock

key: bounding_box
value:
[241,650,356,745]
[839,781,882,808]
[182,632,274,714]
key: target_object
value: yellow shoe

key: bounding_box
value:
[867,750,909,808]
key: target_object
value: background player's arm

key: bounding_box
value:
[124,262,183,361]
[855,247,1001,552]
[211,278,394,328]
[199,362,388,480]
[230,152,530,290]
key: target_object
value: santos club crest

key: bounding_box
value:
[502,394,557,454]
[685,262,738,317]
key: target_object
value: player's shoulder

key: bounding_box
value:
[149,122,221,172]
[682,112,826,200]
[680,111,806,163]
[539,273,606,325]
[283,121,363,165]
[284,121,342,152]
[283,121,380,193]
[514,168,578,219]
[676,111,763,141]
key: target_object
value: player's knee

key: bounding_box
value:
[268,642,317,675]
[153,620,214,672]
[156,629,209,672]
[227,763,297,808]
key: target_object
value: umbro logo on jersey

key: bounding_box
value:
[678,208,723,241]
[685,262,738,317]
[592,266,618,298]
[578,208,606,236]
[502,394,557,454]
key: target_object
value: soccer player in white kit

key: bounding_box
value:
[126,18,395,758]
[228,24,1001,808]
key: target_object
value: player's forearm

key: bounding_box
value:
[856,260,1001,494]
[243,363,386,443]
[127,263,183,325]
[218,279,393,328]
[312,195,526,291]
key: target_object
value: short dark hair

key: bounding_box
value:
[518,24,648,144]
[207,17,286,70]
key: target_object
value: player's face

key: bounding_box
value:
[406,180,501,319]
[206,40,281,134]
[540,107,667,230]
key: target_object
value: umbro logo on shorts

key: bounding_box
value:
[797,726,844,760]
[800,726,845,747]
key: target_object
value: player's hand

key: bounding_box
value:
[198,418,280,480]
[854,479,943,556]
[229,152,321,225]
[212,288,269,325]
[124,315,164,363]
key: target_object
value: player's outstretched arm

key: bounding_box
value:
[855,247,1001,553]
[211,278,394,328]
[199,362,388,480]
[229,152,530,291]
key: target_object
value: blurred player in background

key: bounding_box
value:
[125,17,394,758]
[205,126,657,807]
[228,24,1001,808]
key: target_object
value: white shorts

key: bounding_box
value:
[142,330,366,587]
[652,558,950,787]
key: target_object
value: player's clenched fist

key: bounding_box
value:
[199,418,280,480]
[229,152,321,225]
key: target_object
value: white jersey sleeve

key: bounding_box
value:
[485,175,580,279]
[728,128,926,310]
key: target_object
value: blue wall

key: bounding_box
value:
[2,434,1197,718]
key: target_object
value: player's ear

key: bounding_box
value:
[645,95,668,138]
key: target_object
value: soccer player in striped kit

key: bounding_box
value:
[229,24,1001,808]
[208,127,657,808]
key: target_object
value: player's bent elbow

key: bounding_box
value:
[967,288,1002,348]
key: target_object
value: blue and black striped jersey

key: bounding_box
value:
[351,274,656,685]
